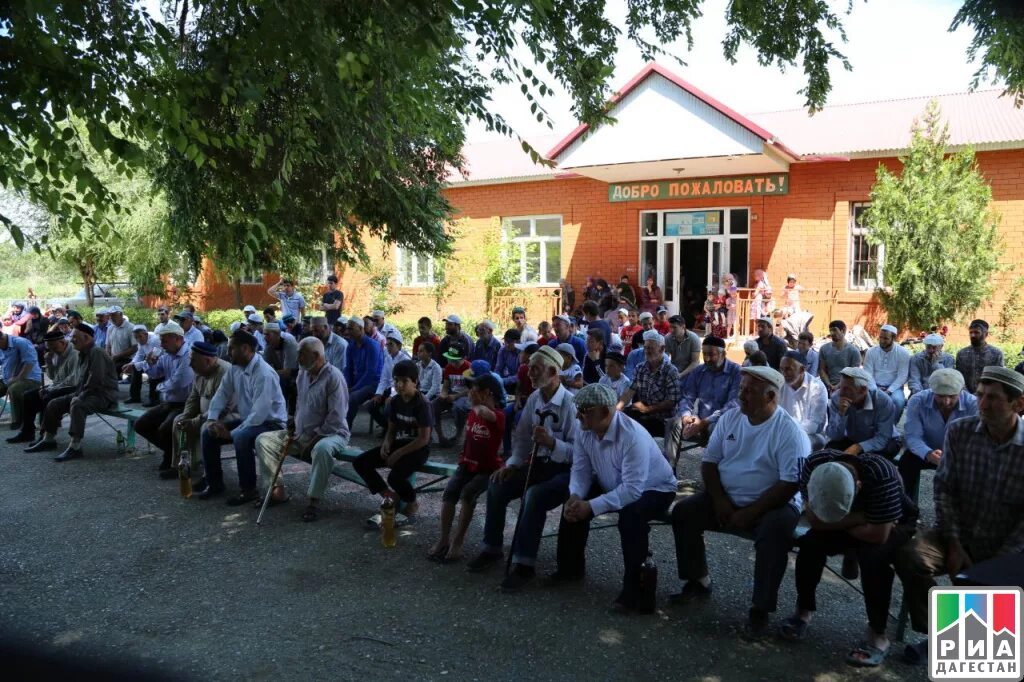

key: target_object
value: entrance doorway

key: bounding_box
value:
[639,207,750,328]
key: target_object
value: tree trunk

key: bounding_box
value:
[79,259,96,307]
[233,277,243,309]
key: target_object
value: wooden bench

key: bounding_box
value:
[328,446,459,494]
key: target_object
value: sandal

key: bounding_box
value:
[778,616,809,641]
[301,505,319,522]
[846,642,889,667]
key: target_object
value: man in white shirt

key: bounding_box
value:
[196,330,288,505]
[174,310,206,349]
[863,324,911,418]
[559,384,678,612]
[123,325,162,405]
[105,305,137,367]
[779,350,829,449]
[369,330,412,430]
[370,310,399,338]
[670,366,810,639]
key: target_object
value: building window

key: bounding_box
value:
[396,248,442,287]
[240,268,263,285]
[849,203,884,290]
[502,215,562,286]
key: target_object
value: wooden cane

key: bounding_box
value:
[256,432,293,526]
[505,409,559,576]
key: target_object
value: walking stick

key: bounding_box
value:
[506,409,559,577]
[256,431,294,527]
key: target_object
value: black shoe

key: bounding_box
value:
[25,439,58,453]
[545,570,584,586]
[225,489,260,506]
[194,484,225,500]
[159,469,178,480]
[124,397,140,404]
[465,551,503,573]
[741,608,770,641]
[54,446,83,462]
[668,579,713,605]
[10,420,22,431]
[6,432,36,444]
[500,564,536,593]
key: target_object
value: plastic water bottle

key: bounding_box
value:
[178,451,192,498]
[380,496,397,548]
[638,552,657,614]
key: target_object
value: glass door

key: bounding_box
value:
[709,239,727,294]
[662,241,676,315]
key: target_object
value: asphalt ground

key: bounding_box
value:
[0,392,936,681]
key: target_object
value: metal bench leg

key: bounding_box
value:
[895,594,910,641]
[126,420,137,451]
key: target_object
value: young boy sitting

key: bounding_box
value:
[352,360,432,524]
[428,373,505,563]
[599,351,632,399]
[556,342,584,392]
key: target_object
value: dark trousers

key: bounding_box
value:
[20,386,75,437]
[897,454,935,504]
[796,525,914,634]
[135,401,185,462]
[672,492,799,613]
[369,398,387,430]
[42,392,114,439]
[559,489,675,603]
[128,366,159,403]
[352,438,430,504]
[481,460,571,565]
[623,407,668,438]
[200,419,282,491]
[345,385,376,430]
[895,528,982,633]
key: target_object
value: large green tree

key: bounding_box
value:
[865,100,1002,332]
[2,0,1022,272]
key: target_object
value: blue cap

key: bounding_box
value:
[470,359,491,377]
[191,341,218,357]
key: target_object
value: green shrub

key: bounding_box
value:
[204,309,248,331]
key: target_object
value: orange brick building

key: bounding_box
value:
[194,64,1024,340]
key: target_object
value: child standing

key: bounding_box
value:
[428,373,505,563]
[352,360,432,523]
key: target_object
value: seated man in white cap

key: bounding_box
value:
[863,324,911,418]
[256,336,350,522]
[779,350,829,449]
[667,336,741,460]
[780,449,917,668]
[123,324,162,406]
[900,368,978,503]
[244,313,267,351]
[370,309,398,338]
[558,383,678,612]
[105,306,137,367]
[825,367,899,457]
[369,330,412,431]
[471,320,501,368]
[438,313,473,361]
[135,321,195,478]
[906,333,954,396]
[466,345,579,592]
[670,366,810,639]
[615,330,680,440]
[895,365,1024,665]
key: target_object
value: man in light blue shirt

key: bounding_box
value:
[93,309,111,351]
[0,330,43,430]
[667,336,741,463]
[826,367,899,457]
[309,317,347,375]
[268,278,306,320]
[863,324,911,418]
[899,368,977,502]
[197,330,287,505]
[671,366,810,638]
[174,310,205,349]
[907,333,954,395]
[135,322,196,477]
[124,325,162,405]
[559,384,677,612]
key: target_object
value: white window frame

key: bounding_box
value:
[240,268,263,285]
[502,214,562,286]
[849,202,884,291]
[396,247,440,287]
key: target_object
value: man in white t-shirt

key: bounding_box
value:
[670,366,810,639]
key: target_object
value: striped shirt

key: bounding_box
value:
[800,451,910,525]
[628,355,681,408]
[935,415,1024,560]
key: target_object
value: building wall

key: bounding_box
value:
[188,149,1024,340]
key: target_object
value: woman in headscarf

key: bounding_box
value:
[750,269,773,322]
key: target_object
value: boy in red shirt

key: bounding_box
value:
[428,373,505,563]
[653,306,671,335]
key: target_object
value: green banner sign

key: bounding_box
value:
[608,173,789,202]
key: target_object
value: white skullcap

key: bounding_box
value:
[642,330,665,346]
[807,462,856,524]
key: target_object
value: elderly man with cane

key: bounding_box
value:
[255,337,350,523]
[466,345,579,593]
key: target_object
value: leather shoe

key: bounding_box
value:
[225,489,260,506]
[194,484,225,500]
[54,446,84,462]
[25,439,58,453]
[6,432,36,444]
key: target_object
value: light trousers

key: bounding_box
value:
[255,429,351,499]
